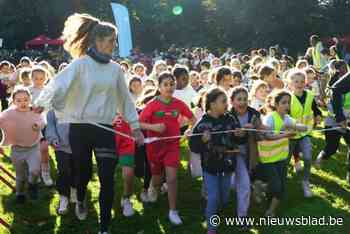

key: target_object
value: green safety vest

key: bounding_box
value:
[290,91,314,139]
[258,111,289,164]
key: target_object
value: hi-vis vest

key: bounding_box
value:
[312,43,322,70]
[258,112,289,164]
[290,91,314,139]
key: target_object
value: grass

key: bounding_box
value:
[1,134,350,234]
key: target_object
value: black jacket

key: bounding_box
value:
[189,112,241,175]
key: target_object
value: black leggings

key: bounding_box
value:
[321,126,350,172]
[55,150,76,197]
[134,145,151,190]
[69,123,117,232]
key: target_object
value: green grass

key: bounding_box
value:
[1,135,350,234]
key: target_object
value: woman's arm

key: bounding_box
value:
[34,60,79,111]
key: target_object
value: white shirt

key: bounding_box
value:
[173,85,198,108]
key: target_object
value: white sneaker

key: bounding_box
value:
[42,171,53,186]
[147,186,158,203]
[168,210,183,225]
[121,198,135,217]
[70,187,78,203]
[294,161,302,173]
[302,180,313,198]
[75,200,87,220]
[314,152,323,169]
[160,183,168,195]
[140,191,150,203]
[57,195,69,215]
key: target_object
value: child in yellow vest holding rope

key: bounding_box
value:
[258,90,308,217]
[287,69,322,198]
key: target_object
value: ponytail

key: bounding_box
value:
[62,13,117,58]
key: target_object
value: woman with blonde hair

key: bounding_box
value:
[34,13,143,234]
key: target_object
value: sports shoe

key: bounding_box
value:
[75,200,87,220]
[41,171,53,186]
[121,197,135,217]
[147,186,158,203]
[302,180,313,198]
[294,161,302,173]
[252,180,267,204]
[70,187,78,203]
[168,210,183,225]
[140,191,150,203]
[57,195,69,215]
[98,232,110,234]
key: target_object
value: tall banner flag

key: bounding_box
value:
[110,3,133,58]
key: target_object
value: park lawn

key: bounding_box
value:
[1,133,350,234]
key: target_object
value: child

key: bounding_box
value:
[128,76,143,103]
[19,68,32,87]
[215,66,233,94]
[0,88,45,203]
[133,63,148,82]
[148,60,167,81]
[259,65,284,91]
[258,90,307,216]
[232,70,243,88]
[305,67,321,99]
[287,69,322,197]
[199,70,210,90]
[139,72,196,225]
[189,88,241,234]
[29,66,49,102]
[190,71,202,92]
[173,66,198,108]
[30,66,53,187]
[230,86,263,229]
[250,80,269,111]
[46,110,77,214]
[113,114,136,217]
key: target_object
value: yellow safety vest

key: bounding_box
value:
[312,43,321,70]
[290,91,314,139]
[258,112,289,164]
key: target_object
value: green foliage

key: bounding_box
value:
[1,0,350,53]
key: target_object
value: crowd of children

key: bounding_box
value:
[1,24,350,234]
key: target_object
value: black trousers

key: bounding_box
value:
[55,150,76,197]
[69,123,117,232]
[134,145,151,190]
[322,126,350,172]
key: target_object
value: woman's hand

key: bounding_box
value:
[132,128,144,145]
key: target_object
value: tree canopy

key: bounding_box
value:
[0,0,349,54]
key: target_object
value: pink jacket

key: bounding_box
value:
[0,107,45,147]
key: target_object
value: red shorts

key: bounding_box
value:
[147,145,180,175]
